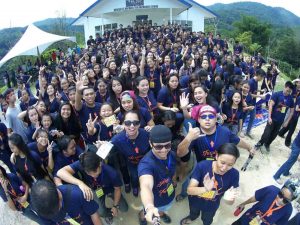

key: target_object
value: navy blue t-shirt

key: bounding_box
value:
[249,78,258,105]
[84,122,114,144]
[157,87,180,108]
[95,91,109,104]
[136,91,158,115]
[271,91,294,123]
[222,104,243,125]
[138,151,176,207]
[111,129,150,167]
[70,161,122,194]
[20,97,38,111]
[27,142,49,168]
[240,185,292,225]
[188,160,239,212]
[0,173,24,211]
[77,102,101,133]
[53,146,83,176]
[144,67,161,95]
[188,125,240,162]
[38,185,99,225]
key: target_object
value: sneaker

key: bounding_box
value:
[176,194,187,202]
[133,187,139,197]
[125,184,131,193]
[245,133,253,139]
[274,177,284,185]
[278,134,285,138]
[285,142,291,147]
[105,214,113,225]
[160,213,172,224]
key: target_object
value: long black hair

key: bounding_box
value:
[108,76,124,110]
[8,133,48,186]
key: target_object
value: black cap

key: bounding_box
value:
[149,125,172,143]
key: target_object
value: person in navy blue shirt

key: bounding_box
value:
[53,135,83,185]
[157,73,183,130]
[57,152,128,224]
[279,89,300,146]
[0,123,16,173]
[176,105,253,201]
[241,81,255,138]
[180,143,240,225]
[109,110,151,197]
[30,180,103,225]
[232,178,300,225]
[135,76,159,117]
[8,133,49,186]
[19,89,37,111]
[118,91,154,131]
[0,165,42,224]
[75,80,101,137]
[138,125,176,225]
[255,81,294,152]
[27,129,54,173]
[95,78,109,104]
[222,91,243,135]
[58,78,70,102]
[247,69,265,136]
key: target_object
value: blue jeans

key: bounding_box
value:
[242,108,256,134]
[273,142,300,179]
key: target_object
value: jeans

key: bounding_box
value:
[242,108,256,134]
[259,120,283,146]
[189,206,216,225]
[273,142,300,179]
[93,191,128,217]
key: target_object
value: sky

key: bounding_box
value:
[0,0,299,29]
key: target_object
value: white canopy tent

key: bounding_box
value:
[0,24,76,68]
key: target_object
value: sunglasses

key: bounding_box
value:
[200,114,216,120]
[124,120,140,127]
[153,143,172,151]
[278,191,291,204]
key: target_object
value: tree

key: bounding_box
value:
[236,31,253,51]
[233,15,272,48]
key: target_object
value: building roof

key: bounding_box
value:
[72,0,217,25]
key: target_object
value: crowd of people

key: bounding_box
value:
[0,23,300,225]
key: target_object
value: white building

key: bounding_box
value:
[72,0,217,44]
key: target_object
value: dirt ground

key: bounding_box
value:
[1,120,300,225]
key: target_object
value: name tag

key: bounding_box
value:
[280,106,286,113]
[66,218,81,225]
[206,158,215,161]
[167,183,174,196]
[21,201,29,208]
[199,190,216,200]
[173,104,177,108]
[249,216,261,225]
[96,188,104,198]
[149,81,155,88]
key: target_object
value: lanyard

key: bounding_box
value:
[212,164,223,193]
[142,96,152,109]
[204,127,218,153]
[261,199,283,218]
[153,152,172,175]
[149,70,154,80]
[172,91,177,104]
[7,181,17,197]
[231,108,237,122]
[92,168,104,189]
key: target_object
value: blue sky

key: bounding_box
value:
[0,0,299,29]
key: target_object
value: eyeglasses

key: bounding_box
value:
[153,143,172,151]
[124,120,140,127]
[200,114,216,120]
[278,191,291,204]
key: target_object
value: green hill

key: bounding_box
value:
[207,2,300,31]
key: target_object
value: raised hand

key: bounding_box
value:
[180,92,190,110]
[186,122,205,142]
[47,140,54,154]
[75,75,88,92]
[86,113,98,132]
[203,173,215,191]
